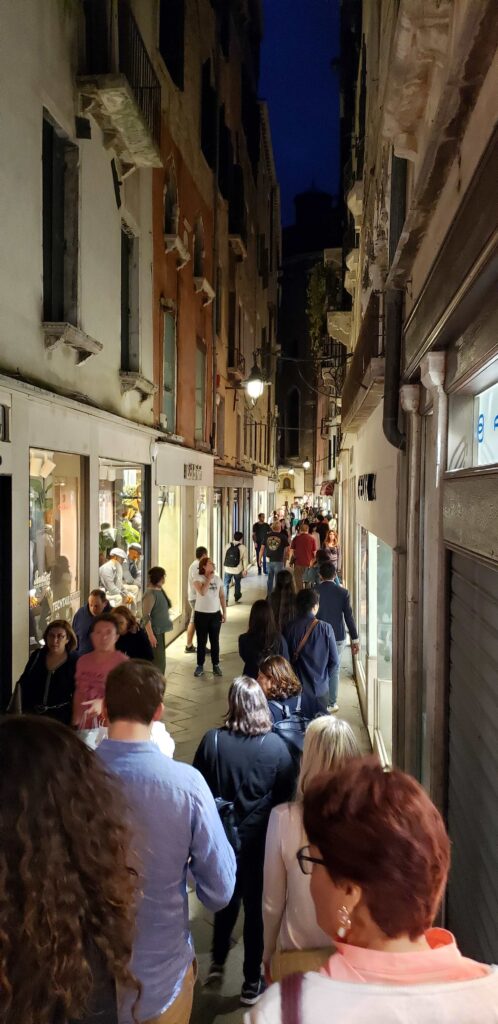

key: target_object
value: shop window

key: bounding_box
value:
[158,0,185,89]
[193,218,205,278]
[358,526,368,675]
[162,311,176,432]
[121,225,140,372]
[158,485,182,618]
[42,114,79,324]
[195,485,209,550]
[98,461,144,602]
[163,164,179,235]
[29,449,84,646]
[195,341,206,441]
[376,538,393,763]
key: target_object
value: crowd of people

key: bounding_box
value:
[5,510,497,1024]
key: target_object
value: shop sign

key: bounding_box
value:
[184,462,203,481]
[358,473,376,501]
[474,381,498,467]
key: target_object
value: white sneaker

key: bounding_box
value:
[327,703,339,713]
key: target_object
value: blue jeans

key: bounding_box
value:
[328,639,346,705]
[267,561,284,595]
[224,571,242,601]
[255,543,267,573]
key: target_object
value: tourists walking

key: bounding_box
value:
[290,521,317,590]
[223,530,249,603]
[0,715,140,1024]
[317,561,359,712]
[72,588,111,655]
[253,513,270,575]
[321,528,341,575]
[285,589,338,714]
[259,520,289,594]
[185,545,207,653]
[263,717,360,981]
[72,613,127,730]
[238,599,289,680]
[141,566,173,674]
[269,568,297,634]
[248,757,498,1023]
[193,676,295,1006]
[193,555,226,677]
[98,660,236,1024]
[111,604,154,660]
[16,619,77,725]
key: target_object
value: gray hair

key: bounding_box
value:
[297,717,360,800]
[224,676,273,736]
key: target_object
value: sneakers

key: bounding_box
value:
[194,666,205,677]
[204,962,224,986]
[328,702,339,713]
[184,644,196,654]
[213,664,223,677]
[240,977,266,1005]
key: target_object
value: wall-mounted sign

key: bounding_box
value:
[474,381,498,467]
[358,473,376,501]
[184,463,203,481]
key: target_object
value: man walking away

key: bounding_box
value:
[285,588,338,715]
[223,531,248,604]
[98,660,236,1024]
[290,521,317,590]
[259,520,289,596]
[252,514,270,575]
[185,546,207,653]
[317,561,360,712]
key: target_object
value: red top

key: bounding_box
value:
[291,533,317,566]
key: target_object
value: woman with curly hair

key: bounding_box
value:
[0,715,139,1024]
[257,654,302,722]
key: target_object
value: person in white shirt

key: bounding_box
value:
[185,546,207,654]
[262,717,360,982]
[223,531,249,604]
[193,556,226,677]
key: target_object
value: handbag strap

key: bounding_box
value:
[291,618,319,664]
[280,972,303,1024]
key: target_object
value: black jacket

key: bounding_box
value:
[116,628,154,661]
[316,580,358,643]
[193,728,296,851]
[238,631,289,680]
[18,649,77,726]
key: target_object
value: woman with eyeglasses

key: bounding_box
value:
[262,717,360,983]
[15,619,78,725]
[247,757,498,1023]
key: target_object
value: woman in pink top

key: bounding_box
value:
[73,613,127,729]
[247,757,498,1023]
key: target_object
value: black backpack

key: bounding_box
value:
[269,695,310,761]
[224,542,241,569]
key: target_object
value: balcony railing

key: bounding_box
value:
[118,3,161,149]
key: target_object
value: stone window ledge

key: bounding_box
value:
[119,371,157,402]
[43,322,103,364]
[193,277,215,306]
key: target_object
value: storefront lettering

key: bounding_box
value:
[184,463,203,481]
[358,474,376,501]
[52,591,80,614]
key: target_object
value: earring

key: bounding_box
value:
[336,905,352,940]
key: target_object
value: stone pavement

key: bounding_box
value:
[163,569,370,1024]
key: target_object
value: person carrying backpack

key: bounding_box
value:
[223,530,249,604]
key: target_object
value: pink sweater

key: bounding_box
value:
[73,650,127,728]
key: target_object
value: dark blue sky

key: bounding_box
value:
[260,0,341,226]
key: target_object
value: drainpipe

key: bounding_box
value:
[400,384,421,775]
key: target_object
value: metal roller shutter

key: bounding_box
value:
[447,552,498,963]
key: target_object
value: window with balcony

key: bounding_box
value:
[121,225,139,372]
[42,115,79,325]
[158,0,185,89]
[162,311,176,432]
[195,341,206,442]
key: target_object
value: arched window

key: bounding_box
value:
[282,476,292,490]
[164,163,179,236]
[193,218,205,278]
[286,387,300,457]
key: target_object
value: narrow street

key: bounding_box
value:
[163,569,370,1023]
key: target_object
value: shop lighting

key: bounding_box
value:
[302,457,311,470]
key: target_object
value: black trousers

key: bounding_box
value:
[212,853,263,985]
[194,610,221,666]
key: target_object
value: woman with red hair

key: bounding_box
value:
[246,757,498,1022]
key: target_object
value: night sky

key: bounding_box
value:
[260,0,341,226]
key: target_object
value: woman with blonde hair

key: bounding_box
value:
[262,716,360,982]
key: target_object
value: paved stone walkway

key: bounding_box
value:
[163,570,370,1024]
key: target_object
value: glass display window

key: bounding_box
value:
[29,449,85,644]
[376,538,393,763]
[358,525,368,675]
[158,485,182,618]
[98,461,144,604]
[195,485,209,551]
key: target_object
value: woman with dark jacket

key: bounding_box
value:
[111,605,154,661]
[269,569,297,633]
[238,600,289,680]
[193,677,295,1007]
[17,619,77,726]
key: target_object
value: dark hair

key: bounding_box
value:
[89,588,106,602]
[319,561,336,580]
[303,757,451,941]
[42,619,77,652]
[224,676,273,735]
[296,588,319,616]
[258,655,301,700]
[315,548,333,566]
[317,514,324,521]
[89,612,119,635]
[234,531,243,541]
[148,566,166,586]
[270,569,297,631]
[0,716,139,1024]
[195,546,208,560]
[110,605,139,633]
[105,660,165,725]
[247,600,279,657]
[198,555,212,576]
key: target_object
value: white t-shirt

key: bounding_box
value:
[188,559,200,601]
[193,573,223,613]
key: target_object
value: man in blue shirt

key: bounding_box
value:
[98,660,236,1024]
[285,588,338,714]
[317,561,360,712]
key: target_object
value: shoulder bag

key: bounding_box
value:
[291,619,319,664]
